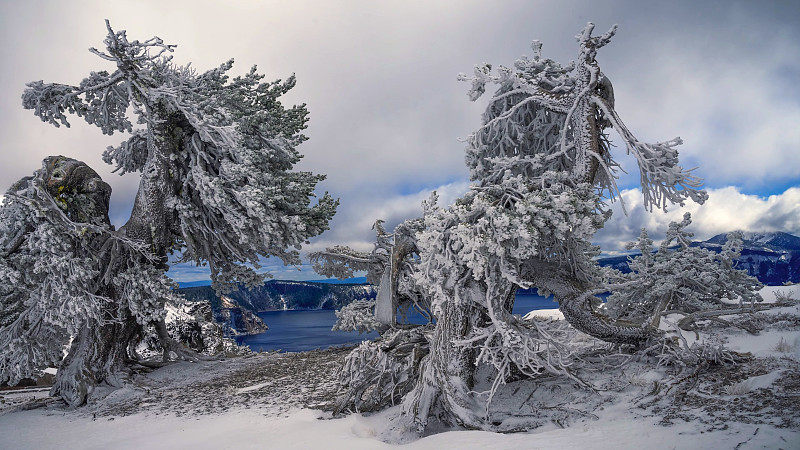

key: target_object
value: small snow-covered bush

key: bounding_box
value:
[772,337,794,353]
[335,327,429,413]
[773,290,798,305]
[725,380,752,396]
[332,300,381,334]
[688,339,740,366]
[606,219,762,329]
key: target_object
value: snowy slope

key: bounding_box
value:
[1,405,796,450]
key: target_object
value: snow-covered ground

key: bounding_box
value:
[522,308,565,321]
[1,286,799,449]
[1,403,796,450]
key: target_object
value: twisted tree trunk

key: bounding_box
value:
[523,259,658,345]
[49,111,198,406]
[31,156,139,406]
[51,306,140,407]
[117,109,186,263]
[402,279,485,431]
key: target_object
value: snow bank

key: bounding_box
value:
[726,329,800,358]
[522,308,564,321]
[2,405,796,450]
[758,283,800,303]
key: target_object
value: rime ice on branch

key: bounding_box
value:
[1,21,336,406]
[460,23,707,212]
[605,213,763,330]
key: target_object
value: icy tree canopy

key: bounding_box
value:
[1,21,336,406]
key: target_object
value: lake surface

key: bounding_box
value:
[236,293,558,353]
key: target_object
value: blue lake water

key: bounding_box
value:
[235,294,558,352]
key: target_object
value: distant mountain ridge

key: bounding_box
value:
[180,281,377,312]
[596,231,800,285]
[701,231,800,252]
[179,280,377,334]
[176,277,369,288]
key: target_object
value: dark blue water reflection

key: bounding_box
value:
[236,293,558,352]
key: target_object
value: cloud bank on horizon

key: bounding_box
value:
[1,0,798,281]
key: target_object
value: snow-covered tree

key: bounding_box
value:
[0,21,336,406]
[605,213,763,329]
[310,219,431,329]
[0,159,112,388]
[319,23,731,432]
[398,24,714,431]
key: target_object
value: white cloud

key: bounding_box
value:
[595,186,800,250]
[601,4,800,190]
[302,180,471,255]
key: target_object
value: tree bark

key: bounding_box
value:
[402,280,484,431]
[49,110,196,406]
[51,309,140,407]
[118,110,186,263]
[523,259,657,345]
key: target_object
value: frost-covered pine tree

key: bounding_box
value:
[311,218,431,330]
[398,23,711,431]
[0,21,336,406]
[318,23,724,432]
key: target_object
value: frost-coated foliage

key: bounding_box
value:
[0,161,113,385]
[1,21,336,402]
[415,176,604,303]
[113,265,176,325]
[605,213,763,327]
[22,20,337,290]
[331,300,381,334]
[460,24,707,212]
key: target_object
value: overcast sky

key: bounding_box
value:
[1,0,798,281]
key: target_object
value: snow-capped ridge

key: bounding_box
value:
[702,231,800,252]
